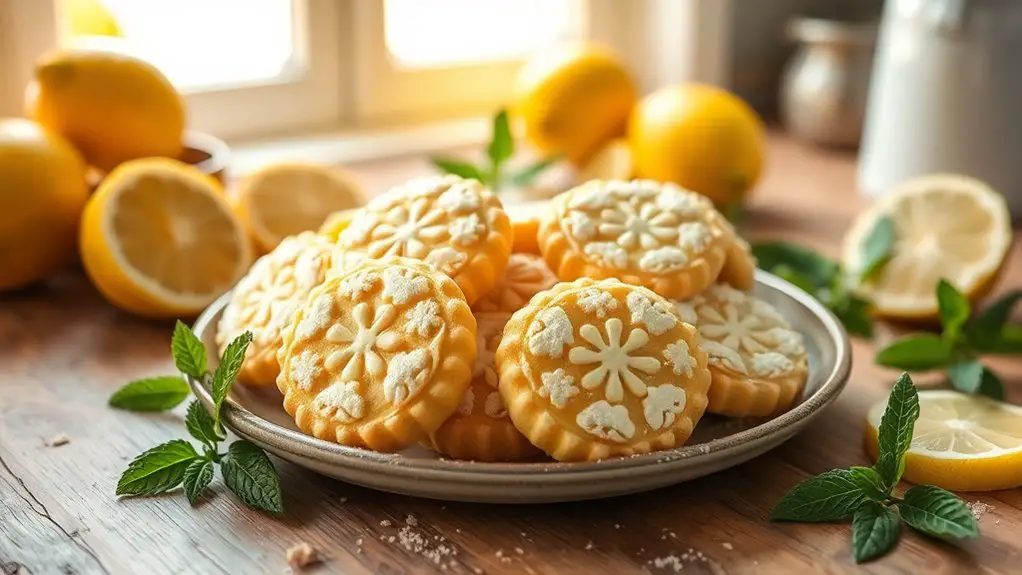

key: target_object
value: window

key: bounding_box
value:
[0,0,731,154]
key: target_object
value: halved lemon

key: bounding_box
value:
[231,163,365,253]
[575,138,632,184]
[505,201,546,255]
[318,207,360,241]
[865,390,1022,492]
[842,174,1012,320]
[80,158,252,318]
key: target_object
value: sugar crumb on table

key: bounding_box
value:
[45,433,71,447]
[285,542,319,571]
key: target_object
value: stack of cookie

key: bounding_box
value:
[216,176,808,463]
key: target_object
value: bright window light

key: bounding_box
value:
[383,0,580,68]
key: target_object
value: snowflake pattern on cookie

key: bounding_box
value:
[472,253,558,313]
[539,179,733,300]
[276,257,476,452]
[496,278,712,462]
[337,175,512,305]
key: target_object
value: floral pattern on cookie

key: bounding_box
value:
[472,253,558,314]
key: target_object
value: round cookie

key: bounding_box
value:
[427,313,542,462]
[218,232,335,386]
[537,179,733,299]
[337,175,513,305]
[716,220,757,291]
[673,284,809,418]
[496,278,711,462]
[276,256,477,452]
[472,253,559,314]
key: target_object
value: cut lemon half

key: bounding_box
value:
[575,138,632,184]
[80,158,252,318]
[843,174,1011,320]
[231,163,365,253]
[866,390,1022,492]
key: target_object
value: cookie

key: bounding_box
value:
[319,207,359,241]
[537,179,732,299]
[426,313,542,461]
[218,232,335,386]
[276,256,476,452]
[337,175,513,305]
[472,253,559,314]
[506,201,545,254]
[674,283,809,417]
[496,278,711,462]
[718,231,757,291]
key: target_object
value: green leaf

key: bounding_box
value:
[899,485,980,540]
[429,157,485,182]
[971,324,1022,355]
[875,335,953,371]
[848,466,887,501]
[487,109,514,175]
[770,469,871,522]
[751,241,838,288]
[969,289,1022,335]
[507,156,560,188]
[211,331,253,431]
[832,294,875,339]
[185,400,223,446]
[874,373,919,487]
[936,280,970,340]
[772,265,818,293]
[872,453,903,494]
[171,320,207,379]
[116,439,199,496]
[852,501,901,563]
[858,216,896,283]
[182,458,214,505]
[220,440,283,514]
[108,376,191,412]
[947,360,984,394]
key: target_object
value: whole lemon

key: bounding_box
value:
[515,43,637,167]
[26,49,185,172]
[0,118,89,291]
[629,84,766,208]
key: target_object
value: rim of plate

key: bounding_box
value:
[189,270,851,479]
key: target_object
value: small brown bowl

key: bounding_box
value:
[87,129,231,192]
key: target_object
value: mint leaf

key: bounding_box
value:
[116,439,199,496]
[109,376,190,412]
[771,265,817,293]
[979,367,1005,401]
[851,501,901,563]
[966,291,1022,353]
[770,469,871,522]
[430,157,485,183]
[171,320,207,379]
[832,294,875,339]
[848,466,887,500]
[211,331,252,431]
[859,216,896,282]
[969,289,1022,334]
[507,156,560,188]
[182,458,214,504]
[751,241,838,288]
[899,485,979,540]
[487,109,514,177]
[185,400,223,446]
[971,324,1022,355]
[220,440,283,514]
[936,279,970,340]
[875,373,919,487]
[947,360,984,394]
[875,335,953,370]
[872,453,903,494]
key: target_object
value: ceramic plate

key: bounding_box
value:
[188,271,851,504]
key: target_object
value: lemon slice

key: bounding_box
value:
[80,158,252,318]
[866,390,1022,491]
[575,138,632,184]
[843,174,1011,319]
[231,163,365,253]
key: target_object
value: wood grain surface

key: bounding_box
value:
[2,135,1021,575]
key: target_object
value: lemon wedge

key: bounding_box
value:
[866,390,1022,491]
[80,158,252,318]
[231,163,365,253]
[843,174,1012,320]
[575,138,633,184]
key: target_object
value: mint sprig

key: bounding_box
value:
[876,280,1021,400]
[431,108,559,192]
[858,216,896,283]
[112,326,283,514]
[751,241,875,338]
[771,373,980,563]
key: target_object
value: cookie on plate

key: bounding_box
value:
[537,179,733,299]
[472,253,558,314]
[496,278,711,462]
[276,256,477,452]
[716,219,757,291]
[218,232,335,386]
[426,313,542,462]
[336,175,513,305]
[674,283,809,417]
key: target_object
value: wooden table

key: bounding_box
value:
[3,135,1021,575]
